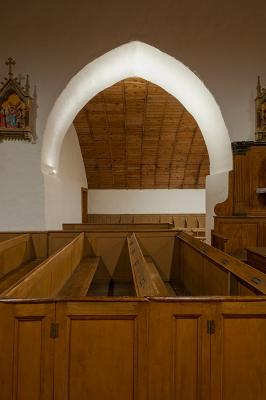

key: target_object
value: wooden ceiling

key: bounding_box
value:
[74,78,210,189]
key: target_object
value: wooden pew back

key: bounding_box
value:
[127,233,168,296]
[0,234,32,279]
[3,233,84,299]
[175,232,266,295]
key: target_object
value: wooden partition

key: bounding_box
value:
[127,233,168,296]
[63,222,174,231]
[0,234,32,279]
[3,233,85,298]
[1,297,266,400]
[175,232,266,295]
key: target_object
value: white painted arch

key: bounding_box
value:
[42,41,232,175]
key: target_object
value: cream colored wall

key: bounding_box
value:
[88,189,205,214]
[0,0,265,230]
[44,125,87,230]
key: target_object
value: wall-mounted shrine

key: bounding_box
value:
[0,58,33,143]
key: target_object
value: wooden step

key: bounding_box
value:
[58,257,100,297]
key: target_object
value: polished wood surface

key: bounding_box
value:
[0,234,31,279]
[214,142,266,256]
[127,233,168,296]
[176,232,266,295]
[1,298,266,400]
[214,215,266,259]
[87,212,205,229]
[63,222,174,231]
[246,247,266,273]
[3,233,84,298]
[74,77,209,189]
[58,257,100,297]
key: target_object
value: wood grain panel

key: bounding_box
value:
[69,319,134,400]
[54,301,147,400]
[0,302,55,400]
[148,302,211,400]
[213,302,266,400]
[74,78,209,189]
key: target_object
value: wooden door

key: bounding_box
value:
[147,300,213,400]
[211,300,266,400]
[81,187,88,223]
[54,300,148,400]
[0,301,55,400]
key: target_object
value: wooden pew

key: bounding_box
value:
[211,230,230,252]
[2,233,85,299]
[58,257,100,297]
[127,233,168,296]
[0,234,46,294]
[63,222,174,231]
[246,247,266,274]
[0,234,32,278]
[175,232,266,296]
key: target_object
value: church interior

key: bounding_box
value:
[0,1,266,399]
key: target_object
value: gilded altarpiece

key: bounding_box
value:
[0,58,34,143]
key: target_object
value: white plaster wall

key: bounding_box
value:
[88,189,205,214]
[44,125,87,229]
[0,140,44,230]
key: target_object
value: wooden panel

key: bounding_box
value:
[137,233,175,280]
[203,258,228,296]
[212,301,266,400]
[4,234,84,299]
[0,234,32,279]
[54,300,147,400]
[58,257,100,297]
[87,213,205,226]
[74,78,209,189]
[181,242,203,295]
[148,301,211,400]
[63,222,173,231]
[177,232,266,295]
[127,233,168,296]
[0,302,54,400]
[246,247,266,273]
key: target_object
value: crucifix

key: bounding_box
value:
[5,57,16,78]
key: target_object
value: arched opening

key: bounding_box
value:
[41,41,232,236]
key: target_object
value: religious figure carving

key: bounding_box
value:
[0,58,34,142]
[255,76,266,142]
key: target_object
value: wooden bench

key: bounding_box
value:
[246,247,266,274]
[58,257,100,297]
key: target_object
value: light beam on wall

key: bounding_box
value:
[41,41,232,175]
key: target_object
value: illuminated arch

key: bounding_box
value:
[42,41,232,175]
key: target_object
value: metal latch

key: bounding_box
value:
[50,322,59,339]
[207,320,215,335]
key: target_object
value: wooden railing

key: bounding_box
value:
[176,232,266,295]
[0,234,32,279]
[3,233,84,298]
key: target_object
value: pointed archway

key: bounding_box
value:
[41,41,232,175]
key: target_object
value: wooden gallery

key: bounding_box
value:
[0,57,266,399]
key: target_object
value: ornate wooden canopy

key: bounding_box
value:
[74,78,209,189]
